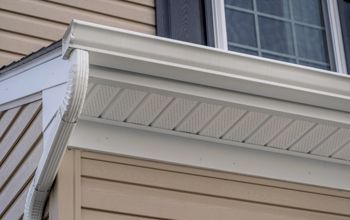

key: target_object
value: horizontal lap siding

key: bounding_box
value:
[0,0,155,66]
[81,209,157,220]
[77,151,350,220]
[0,100,43,219]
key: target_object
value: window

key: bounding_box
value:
[213,0,348,73]
[156,0,349,73]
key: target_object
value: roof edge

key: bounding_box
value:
[0,40,62,76]
[62,20,350,112]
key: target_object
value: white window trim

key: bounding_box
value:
[212,0,348,74]
[327,0,348,73]
[212,0,228,50]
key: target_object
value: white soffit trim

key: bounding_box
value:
[69,120,350,191]
[82,69,350,162]
[63,20,350,112]
[89,67,350,127]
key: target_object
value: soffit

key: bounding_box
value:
[80,66,350,163]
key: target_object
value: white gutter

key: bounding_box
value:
[62,20,350,112]
[24,49,89,220]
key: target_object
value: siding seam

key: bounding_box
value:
[43,0,155,26]
[80,154,350,199]
[80,175,350,217]
[0,106,23,142]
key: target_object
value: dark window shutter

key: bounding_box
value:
[338,0,350,72]
[156,0,215,46]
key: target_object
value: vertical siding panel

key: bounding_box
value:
[74,150,82,220]
[48,150,81,220]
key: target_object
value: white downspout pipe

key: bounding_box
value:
[24,49,89,220]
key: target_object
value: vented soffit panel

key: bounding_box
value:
[63,20,350,164]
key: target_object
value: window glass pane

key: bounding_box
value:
[291,0,324,26]
[225,0,253,10]
[262,53,296,63]
[259,16,294,55]
[225,9,257,47]
[229,46,259,56]
[257,0,290,18]
[299,61,330,70]
[295,25,328,62]
[224,0,332,71]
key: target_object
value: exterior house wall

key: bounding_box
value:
[0,1,155,219]
[49,149,350,220]
[0,0,155,66]
[0,99,42,220]
[1,1,350,220]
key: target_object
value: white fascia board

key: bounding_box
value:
[0,47,61,82]
[0,50,69,106]
[63,20,350,112]
[69,119,350,191]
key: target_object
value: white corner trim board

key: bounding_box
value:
[69,120,350,191]
[63,20,350,112]
[23,49,89,220]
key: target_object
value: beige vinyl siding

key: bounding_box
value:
[0,0,155,66]
[0,100,42,220]
[50,149,350,220]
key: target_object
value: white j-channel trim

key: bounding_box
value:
[24,49,89,220]
[212,0,228,50]
[327,0,348,74]
[63,20,350,112]
[69,120,350,191]
[0,93,42,112]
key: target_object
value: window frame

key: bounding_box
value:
[212,0,348,73]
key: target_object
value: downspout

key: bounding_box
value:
[24,49,89,220]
